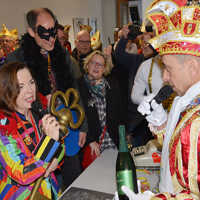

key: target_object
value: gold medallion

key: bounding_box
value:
[24,135,32,145]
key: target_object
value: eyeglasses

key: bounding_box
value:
[89,60,105,68]
[77,40,91,45]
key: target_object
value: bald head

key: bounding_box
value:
[75,30,91,55]
[27,8,57,51]
[26,8,56,31]
[76,30,90,40]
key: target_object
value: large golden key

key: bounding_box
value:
[30,88,85,200]
[29,88,85,200]
[50,88,85,139]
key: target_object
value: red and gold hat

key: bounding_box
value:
[145,0,200,56]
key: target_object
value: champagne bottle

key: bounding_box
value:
[116,125,138,200]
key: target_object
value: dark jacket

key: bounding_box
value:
[6,34,74,96]
[114,38,145,74]
[72,48,93,75]
[114,37,146,133]
[114,37,145,95]
[77,75,126,148]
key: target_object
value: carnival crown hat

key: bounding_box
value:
[91,31,102,50]
[0,24,18,39]
[141,0,187,32]
[145,0,200,56]
[64,25,71,34]
[79,24,92,33]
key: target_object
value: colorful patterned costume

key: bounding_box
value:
[0,99,64,199]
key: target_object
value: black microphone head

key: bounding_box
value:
[31,100,48,117]
[154,85,174,104]
[31,100,43,112]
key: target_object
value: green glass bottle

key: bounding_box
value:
[116,125,138,200]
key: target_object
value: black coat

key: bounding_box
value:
[6,34,74,96]
[77,75,126,148]
[72,48,93,75]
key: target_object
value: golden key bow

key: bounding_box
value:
[50,88,85,140]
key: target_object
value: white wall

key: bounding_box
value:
[142,0,153,19]
[0,0,103,49]
[0,0,153,49]
[102,0,116,46]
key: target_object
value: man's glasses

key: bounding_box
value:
[78,40,91,45]
[89,60,105,68]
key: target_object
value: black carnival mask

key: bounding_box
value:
[37,25,57,41]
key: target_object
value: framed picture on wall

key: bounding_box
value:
[72,17,89,38]
[116,0,129,27]
[128,0,142,25]
[89,17,97,36]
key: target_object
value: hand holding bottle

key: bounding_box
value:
[120,185,153,200]
[114,180,154,200]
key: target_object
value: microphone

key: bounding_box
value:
[31,100,48,118]
[153,85,174,104]
[149,85,173,112]
[31,100,65,140]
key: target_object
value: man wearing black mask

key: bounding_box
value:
[6,7,87,189]
[7,8,73,97]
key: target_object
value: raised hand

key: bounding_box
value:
[41,114,60,141]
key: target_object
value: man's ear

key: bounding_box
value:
[27,27,35,38]
[186,56,199,76]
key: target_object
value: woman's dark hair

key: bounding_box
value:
[26,8,57,32]
[0,62,35,114]
[57,24,64,31]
